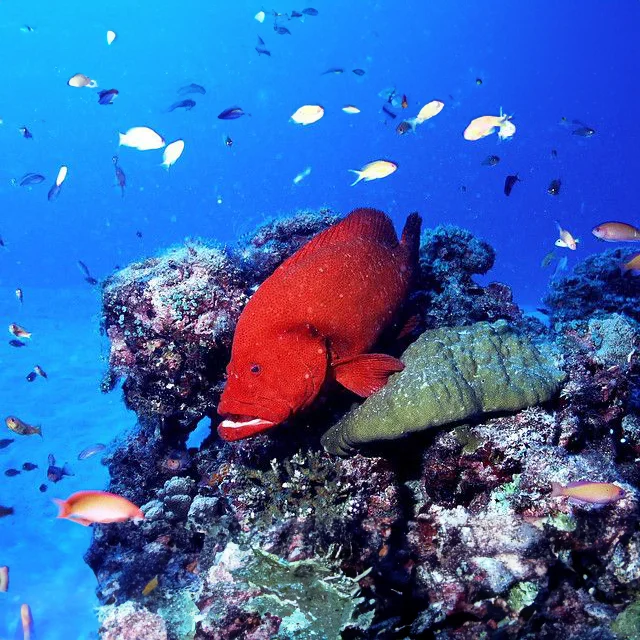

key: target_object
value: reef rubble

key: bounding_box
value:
[91,210,640,639]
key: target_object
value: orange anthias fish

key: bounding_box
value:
[19,603,35,640]
[621,252,640,275]
[54,490,144,526]
[592,221,640,242]
[218,207,422,441]
[551,481,625,505]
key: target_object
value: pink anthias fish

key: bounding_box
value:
[550,481,625,505]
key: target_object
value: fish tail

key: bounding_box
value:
[550,482,564,498]
[118,133,126,146]
[400,212,422,265]
[348,170,363,186]
[63,463,75,477]
[53,498,69,518]
[35,426,42,437]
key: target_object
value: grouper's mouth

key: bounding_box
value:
[217,416,277,441]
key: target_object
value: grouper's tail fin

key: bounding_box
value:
[400,212,422,266]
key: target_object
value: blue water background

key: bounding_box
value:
[1,0,639,637]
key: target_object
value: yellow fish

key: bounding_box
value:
[5,416,41,437]
[290,105,324,125]
[555,222,579,250]
[463,114,507,141]
[348,160,398,186]
[415,100,444,123]
[142,575,159,596]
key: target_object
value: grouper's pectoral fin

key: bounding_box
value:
[332,353,404,397]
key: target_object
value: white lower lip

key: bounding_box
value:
[219,418,273,430]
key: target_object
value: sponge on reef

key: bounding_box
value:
[321,320,565,455]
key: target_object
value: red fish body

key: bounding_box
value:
[218,207,421,441]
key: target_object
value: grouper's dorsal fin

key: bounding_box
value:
[277,208,399,272]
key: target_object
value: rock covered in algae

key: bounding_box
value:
[322,320,565,455]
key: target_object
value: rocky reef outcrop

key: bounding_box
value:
[90,209,640,639]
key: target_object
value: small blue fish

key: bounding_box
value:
[98,89,119,105]
[218,106,247,120]
[47,183,61,201]
[178,83,206,95]
[168,99,196,112]
[18,173,45,186]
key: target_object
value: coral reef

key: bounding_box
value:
[413,225,522,329]
[322,320,565,455]
[545,248,640,324]
[91,210,640,639]
[101,211,338,439]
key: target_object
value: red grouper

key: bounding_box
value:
[218,207,422,441]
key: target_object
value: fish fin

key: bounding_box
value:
[67,516,93,526]
[118,132,126,146]
[35,425,42,437]
[63,464,75,477]
[348,170,363,186]
[278,208,399,271]
[332,353,404,397]
[53,498,69,518]
[48,454,55,465]
[550,482,564,498]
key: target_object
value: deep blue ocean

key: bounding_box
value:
[1,0,639,637]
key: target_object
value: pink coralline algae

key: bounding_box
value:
[98,602,168,640]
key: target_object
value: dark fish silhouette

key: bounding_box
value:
[113,156,126,197]
[382,105,397,119]
[218,106,246,120]
[4,469,20,477]
[275,25,291,34]
[26,372,37,382]
[302,7,318,15]
[573,126,595,137]
[168,99,196,112]
[47,454,74,483]
[9,339,26,348]
[19,173,45,186]
[352,68,365,76]
[178,83,206,95]
[0,505,14,518]
[98,89,119,105]
[547,179,561,196]
[47,184,61,201]
[481,155,500,166]
[0,439,14,449]
[22,462,38,471]
[256,38,271,56]
[504,174,520,197]
[78,260,98,286]
[19,126,33,139]
[322,68,344,75]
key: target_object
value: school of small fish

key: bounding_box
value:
[0,6,637,635]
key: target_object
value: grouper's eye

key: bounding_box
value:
[250,364,261,375]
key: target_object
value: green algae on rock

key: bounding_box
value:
[322,320,565,456]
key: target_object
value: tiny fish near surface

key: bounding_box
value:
[217,208,421,441]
